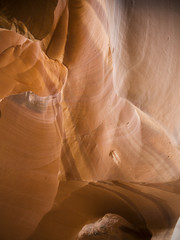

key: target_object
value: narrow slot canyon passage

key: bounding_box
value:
[0,0,180,239]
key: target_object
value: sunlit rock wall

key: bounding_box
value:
[0,0,180,239]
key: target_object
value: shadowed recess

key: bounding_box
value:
[0,0,58,39]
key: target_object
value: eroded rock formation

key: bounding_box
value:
[0,0,180,239]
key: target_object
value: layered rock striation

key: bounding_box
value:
[0,0,180,239]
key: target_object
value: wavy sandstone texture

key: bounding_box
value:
[0,0,180,239]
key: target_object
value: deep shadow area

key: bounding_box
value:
[0,0,58,39]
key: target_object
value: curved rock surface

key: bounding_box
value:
[0,0,180,239]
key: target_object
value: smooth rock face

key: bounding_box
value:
[0,0,180,239]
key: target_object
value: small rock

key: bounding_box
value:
[77,213,151,240]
